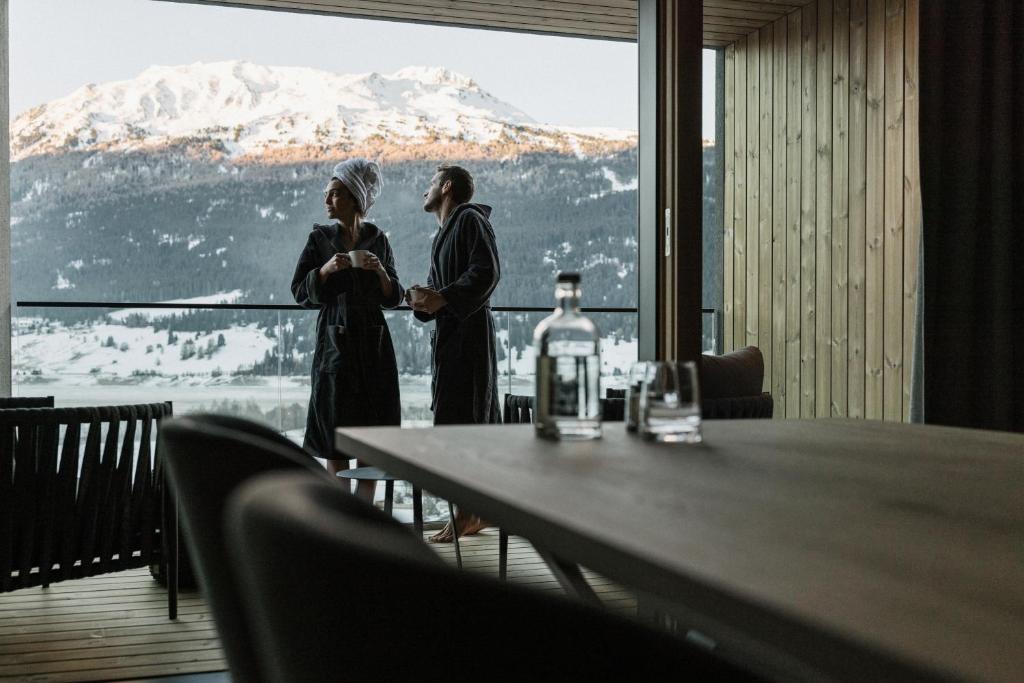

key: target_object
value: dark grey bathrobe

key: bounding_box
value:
[414,203,502,425]
[292,222,404,458]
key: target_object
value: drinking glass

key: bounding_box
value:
[624,361,649,433]
[639,361,702,443]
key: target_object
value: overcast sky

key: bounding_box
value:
[10,0,716,136]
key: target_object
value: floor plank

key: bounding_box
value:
[0,529,634,681]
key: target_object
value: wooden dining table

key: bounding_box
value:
[336,418,1024,682]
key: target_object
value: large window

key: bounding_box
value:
[9,0,641,429]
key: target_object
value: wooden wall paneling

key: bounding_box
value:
[706,36,740,48]
[832,0,850,416]
[800,1,817,417]
[882,0,904,421]
[746,31,761,350]
[724,44,736,353]
[815,0,833,417]
[209,0,638,40]
[734,36,748,351]
[865,0,885,419]
[848,0,867,418]
[902,0,920,420]
[785,8,803,418]
[772,15,789,415]
[716,0,914,421]
[759,24,774,390]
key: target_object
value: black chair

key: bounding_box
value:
[504,392,625,422]
[225,472,763,683]
[1,403,172,596]
[152,413,316,592]
[159,414,333,683]
[0,396,53,409]
[699,346,774,419]
[602,395,625,421]
[503,393,534,423]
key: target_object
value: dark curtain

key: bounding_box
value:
[919,0,1024,432]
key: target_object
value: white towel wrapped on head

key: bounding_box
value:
[332,158,382,215]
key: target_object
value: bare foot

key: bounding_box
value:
[457,514,489,537]
[428,521,455,543]
[427,512,491,543]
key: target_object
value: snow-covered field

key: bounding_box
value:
[12,316,636,424]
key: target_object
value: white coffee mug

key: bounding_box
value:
[347,250,371,268]
[407,286,428,305]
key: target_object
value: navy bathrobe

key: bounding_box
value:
[415,203,502,425]
[292,222,404,458]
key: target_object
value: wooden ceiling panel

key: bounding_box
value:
[175,0,815,46]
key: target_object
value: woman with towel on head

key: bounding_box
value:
[292,159,404,499]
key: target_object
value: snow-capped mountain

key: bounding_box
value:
[10,61,636,161]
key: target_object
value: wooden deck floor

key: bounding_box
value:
[0,529,635,681]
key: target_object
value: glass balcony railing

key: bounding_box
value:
[12,300,722,522]
[9,301,666,428]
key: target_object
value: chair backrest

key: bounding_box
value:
[703,394,774,419]
[182,412,306,453]
[503,393,535,424]
[226,473,762,683]
[159,415,329,683]
[699,346,773,419]
[601,396,625,421]
[0,396,54,409]
[505,393,627,422]
[0,402,172,592]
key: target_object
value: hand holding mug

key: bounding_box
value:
[319,252,351,281]
[362,253,385,273]
[410,286,446,314]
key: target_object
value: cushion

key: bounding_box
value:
[699,346,765,399]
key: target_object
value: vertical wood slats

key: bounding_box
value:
[815,0,832,417]
[883,0,905,421]
[734,37,748,351]
[785,9,803,418]
[759,24,774,391]
[746,31,760,352]
[800,1,817,417]
[0,404,173,592]
[865,0,885,418]
[771,15,788,413]
[832,0,850,416]
[848,0,867,418]
[720,0,917,421]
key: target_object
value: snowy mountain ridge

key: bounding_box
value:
[11,61,636,161]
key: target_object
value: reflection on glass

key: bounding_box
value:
[12,306,637,430]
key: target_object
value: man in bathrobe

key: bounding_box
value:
[410,164,501,541]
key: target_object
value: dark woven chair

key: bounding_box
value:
[159,415,332,683]
[226,472,763,683]
[699,346,774,419]
[0,402,173,599]
[503,393,535,423]
[0,396,53,409]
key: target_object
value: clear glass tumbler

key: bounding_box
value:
[639,361,702,443]
[624,361,649,433]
